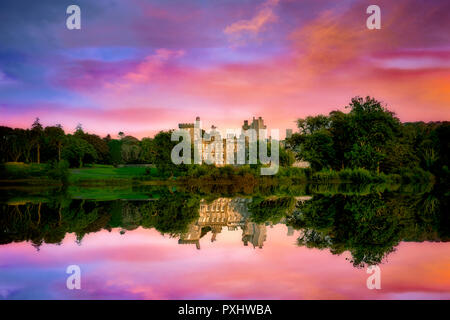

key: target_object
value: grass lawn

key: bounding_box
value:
[2,162,47,178]
[69,164,158,182]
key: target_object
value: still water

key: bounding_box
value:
[1,184,449,299]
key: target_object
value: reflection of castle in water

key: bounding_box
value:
[179,198,269,249]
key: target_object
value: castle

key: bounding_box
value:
[178,116,274,166]
[177,116,309,168]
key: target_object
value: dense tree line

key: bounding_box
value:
[286,96,449,179]
[0,119,161,168]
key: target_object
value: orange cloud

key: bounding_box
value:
[124,49,185,84]
[224,0,280,46]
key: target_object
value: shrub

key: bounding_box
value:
[399,167,433,184]
[344,168,373,183]
[45,160,70,184]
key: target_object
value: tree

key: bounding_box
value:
[31,118,44,164]
[152,130,187,176]
[120,136,141,163]
[329,110,352,169]
[0,126,14,163]
[290,96,404,173]
[81,133,109,164]
[62,135,97,168]
[8,129,27,162]
[108,139,123,166]
[44,125,66,162]
[297,115,330,134]
[140,137,156,163]
[346,96,401,172]
[300,129,336,170]
[279,145,295,167]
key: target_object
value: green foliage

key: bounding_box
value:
[300,129,336,170]
[79,132,110,164]
[120,135,141,164]
[398,167,434,184]
[152,130,188,177]
[108,139,123,166]
[0,161,69,184]
[45,160,70,185]
[297,115,331,134]
[289,188,449,267]
[43,125,65,162]
[140,137,156,163]
[338,168,376,184]
[62,135,98,168]
[0,162,47,179]
[279,145,296,167]
[287,96,447,181]
[250,196,296,224]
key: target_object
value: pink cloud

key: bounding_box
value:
[2,226,450,299]
[224,0,280,46]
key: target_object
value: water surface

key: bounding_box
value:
[1,184,449,299]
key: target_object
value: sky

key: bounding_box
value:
[0,0,449,138]
[1,225,450,299]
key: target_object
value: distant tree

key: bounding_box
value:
[120,136,141,163]
[81,133,109,164]
[140,137,156,163]
[0,126,14,163]
[8,129,28,162]
[108,139,123,166]
[103,134,112,143]
[62,135,97,168]
[152,130,187,176]
[297,115,330,134]
[75,123,84,135]
[44,125,66,162]
[31,118,44,163]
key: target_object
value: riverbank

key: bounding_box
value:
[1,162,436,187]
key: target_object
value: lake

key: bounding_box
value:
[0,183,449,299]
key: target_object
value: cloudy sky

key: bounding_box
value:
[0,0,449,138]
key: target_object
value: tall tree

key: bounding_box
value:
[31,118,44,164]
[62,135,97,168]
[44,125,66,162]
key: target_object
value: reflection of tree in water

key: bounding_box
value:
[288,187,449,268]
[1,185,448,269]
[0,189,202,248]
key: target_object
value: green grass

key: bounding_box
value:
[69,165,157,182]
[1,162,47,178]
